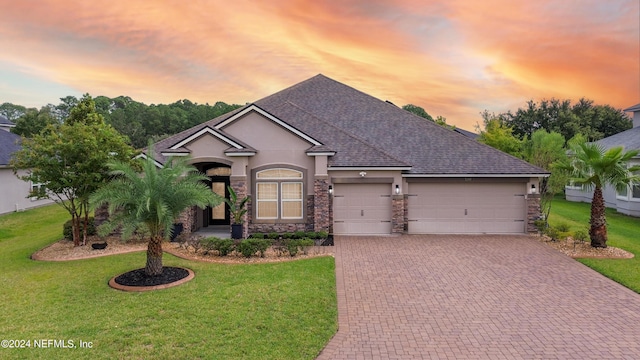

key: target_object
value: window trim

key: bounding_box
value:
[253,166,306,223]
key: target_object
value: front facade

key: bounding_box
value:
[565,103,640,217]
[152,75,547,237]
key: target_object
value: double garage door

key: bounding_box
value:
[332,182,526,235]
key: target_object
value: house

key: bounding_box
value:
[565,103,640,217]
[151,75,547,237]
[0,124,55,214]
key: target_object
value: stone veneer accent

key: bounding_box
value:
[314,178,330,232]
[176,206,197,235]
[526,194,542,234]
[230,177,249,239]
[392,195,405,234]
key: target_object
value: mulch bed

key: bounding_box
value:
[113,267,190,287]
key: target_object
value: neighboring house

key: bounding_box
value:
[151,75,547,237]
[565,103,640,217]
[0,128,55,214]
[0,115,15,132]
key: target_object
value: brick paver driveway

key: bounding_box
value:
[317,235,640,359]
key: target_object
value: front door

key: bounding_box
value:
[209,177,230,225]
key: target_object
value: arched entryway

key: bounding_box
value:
[196,163,231,229]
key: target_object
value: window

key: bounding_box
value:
[30,182,45,201]
[632,185,640,200]
[255,168,303,220]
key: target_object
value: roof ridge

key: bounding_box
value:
[283,100,411,166]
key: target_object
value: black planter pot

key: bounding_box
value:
[231,224,243,239]
[92,242,108,250]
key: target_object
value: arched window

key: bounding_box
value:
[256,168,303,220]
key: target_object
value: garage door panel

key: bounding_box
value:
[333,184,392,235]
[408,183,526,234]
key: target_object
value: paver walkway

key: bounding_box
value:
[317,235,640,359]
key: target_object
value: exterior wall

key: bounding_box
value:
[313,178,330,232]
[185,135,232,161]
[391,195,405,233]
[0,168,55,215]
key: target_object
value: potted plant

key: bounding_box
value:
[224,185,250,239]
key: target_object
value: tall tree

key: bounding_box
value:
[11,95,134,246]
[502,98,631,142]
[477,112,523,158]
[522,129,568,221]
[402,104,434,122]
[0,102,27,122]
[90,144,222,276]
[554,142,640,248]
[11,106,57,137]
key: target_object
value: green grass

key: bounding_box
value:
[0,205,337,359]
[548,197,640,292]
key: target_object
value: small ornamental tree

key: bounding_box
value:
[90,144,223,276]
[11,94,134,246]
[554,141,640,248]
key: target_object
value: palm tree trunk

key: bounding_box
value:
[145,235,164,276]
[590,186,607,248]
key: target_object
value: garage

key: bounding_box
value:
[407,181,527,234]
[333,183,392,235]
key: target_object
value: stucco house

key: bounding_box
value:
[150,75,547,237]
[0,117,55,214]
[565,103,640,217]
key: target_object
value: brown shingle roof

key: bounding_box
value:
[154,74,547,175]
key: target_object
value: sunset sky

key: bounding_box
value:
[0,0,638,131]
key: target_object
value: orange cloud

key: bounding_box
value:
[0,0,637,132]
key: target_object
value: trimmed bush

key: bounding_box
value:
[293,231,306,239]
[202,237,235,256]
[284,238,315,256]
[573,229,589,243]
[251,233,265,239]
[63,217,96,241]
[238,239,271,257]
[267,232,280,240]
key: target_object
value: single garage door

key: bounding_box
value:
[333,183,392,235]
[407,182,526,234]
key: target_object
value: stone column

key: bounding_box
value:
[392,195,405,234]
[314,178,330,232]
[526,194,542,234]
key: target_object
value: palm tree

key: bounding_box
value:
[555,141,640,248]
[90,144,222,276]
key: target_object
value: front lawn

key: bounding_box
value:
[548,197,640,293]
[0,205,337,359]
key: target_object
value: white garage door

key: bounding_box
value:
[407,182,526,234]
[333,183,392,235]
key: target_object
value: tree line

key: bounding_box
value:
[2,96,242,148]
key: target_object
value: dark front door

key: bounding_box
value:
[209,176,230,225]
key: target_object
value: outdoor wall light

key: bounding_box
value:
[329,185,333,195]
[530,184,537,194]
[359,171,367,177]
[395,184,400,194]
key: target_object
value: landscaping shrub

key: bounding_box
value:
[251,233,265,239]
[284,238,315,256]
[555,222,571,233]
[267,232,280,240]
[202,237,235,256]
[238,239,271,257]
[63,217,96,241]
[534,219,547,233]
[305,231,318,239]
[573,229,589,243]
[544,226,562,242]
[316,231,328,239]
[293,230,306,239]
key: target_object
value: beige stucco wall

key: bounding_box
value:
[221,112,316,192]
[0,168,54,215]
[185,134,233,163]
[329,170,403,195]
